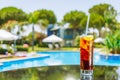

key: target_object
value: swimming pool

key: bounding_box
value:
[0,51,120,72]
[38,51,120,66]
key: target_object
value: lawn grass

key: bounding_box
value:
[28,46,79,52]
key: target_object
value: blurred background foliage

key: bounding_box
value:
[0,3,119,48]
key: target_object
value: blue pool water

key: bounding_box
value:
[38,51,120,66]
[0,51,120,72]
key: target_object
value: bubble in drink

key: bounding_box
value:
[80,35,94,70]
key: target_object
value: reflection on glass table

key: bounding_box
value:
[0,65,119,80]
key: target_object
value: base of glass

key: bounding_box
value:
[80,70,93,80]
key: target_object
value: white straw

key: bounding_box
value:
[85,13,90,35]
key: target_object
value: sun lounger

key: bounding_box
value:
[48,44,54,49]
[54,44,60,49]
[15,52,28,57]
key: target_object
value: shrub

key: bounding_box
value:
[16,46,28,51]
[74,36,80,47]
[94,43,104,48]
[38,43,48,47]
[104,30,120,54]
[0,48,7,54]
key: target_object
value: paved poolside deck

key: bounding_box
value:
[0,55,13,59]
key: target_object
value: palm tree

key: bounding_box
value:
[28,12,39,51]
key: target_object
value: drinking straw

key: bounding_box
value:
[85,13,90,35]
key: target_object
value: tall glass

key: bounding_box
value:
[80,35,94,80]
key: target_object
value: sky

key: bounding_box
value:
[0,0,120,22]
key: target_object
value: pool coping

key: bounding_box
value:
[0,54,50,63]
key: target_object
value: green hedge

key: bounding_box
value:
[16,46,28,51]
[38,43,48,47]
[0,48,7,54]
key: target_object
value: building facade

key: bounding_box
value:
[47,24,83,46]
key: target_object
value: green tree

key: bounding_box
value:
[89,13,105,29]
[0,6,28,34]
[29,9,57,32]
[80,13,105,36]
[0,6,27,25]
[37,9,57,24]
[28,11,39,24]
[28,12,39,51]
[89,3,111,17]
[28,9,57,50]
[90,13,105,37]
[104,6,117,30]
[63,10,86,37]
[89,3,117,30]
[29,9,57,24]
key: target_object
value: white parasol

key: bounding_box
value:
[42,34,63,43]
[0,30,18,41]
[94,37,104,43]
